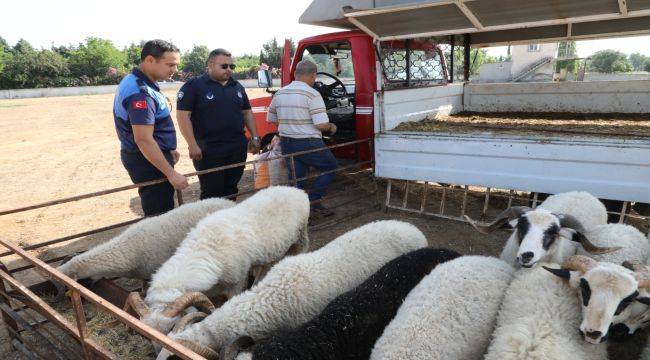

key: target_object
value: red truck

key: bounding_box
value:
[249,30,448,162]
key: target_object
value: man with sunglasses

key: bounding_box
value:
[177,48,261,200]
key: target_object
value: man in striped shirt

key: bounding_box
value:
[267,60,338,216]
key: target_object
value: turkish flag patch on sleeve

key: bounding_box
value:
[132,100,148,109]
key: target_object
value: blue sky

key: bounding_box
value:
[2,0,650,57]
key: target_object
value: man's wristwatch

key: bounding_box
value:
[252,136,261,142]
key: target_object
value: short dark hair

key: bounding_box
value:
[207,48,232,63]
[140,40,179,61]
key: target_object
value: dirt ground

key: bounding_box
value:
[394,111,650,139]
[1,93,649,359]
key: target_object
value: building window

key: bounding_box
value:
[528,43,541,52]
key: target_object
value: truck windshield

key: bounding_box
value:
[302,49,355,84]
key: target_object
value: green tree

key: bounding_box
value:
[0,45,11,79]
[124,42,144,68]
[589,50,633,73]
[629,53,649,71]
[645,60,650,72]
[259,38,295,69]
[52,44,74,59]
[69,37,126,78]
[232,54,261,79]
[0,49,71,89]
[444,47,497,80]
[181,45,210,77]
[556,41,579,74]
[11,38,35,55]
[0,36,9,52]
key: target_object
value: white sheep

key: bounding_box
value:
[155,220,428,359]
[543,256,650,344]
[577,223,650,265]
[465,191,612,268]
[487,262,608,359]
[369,256,514,360]
[127,186,311,335]
[57,197,235,282]
[564,224,650,340]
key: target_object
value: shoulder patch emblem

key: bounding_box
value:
[206,92,214,100]
[237,91,243,98]
[132,100,147,110]
[177,91,184,100]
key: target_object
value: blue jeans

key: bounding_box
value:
[280,137,338,201]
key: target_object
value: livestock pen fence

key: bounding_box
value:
[0,138,377,360]
[384,179,650,236]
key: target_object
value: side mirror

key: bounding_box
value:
[257,69,272,88]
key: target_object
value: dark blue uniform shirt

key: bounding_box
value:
[113,68,177,151]
[177,74,251,156]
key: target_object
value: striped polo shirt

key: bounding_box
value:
[266,81,329,139]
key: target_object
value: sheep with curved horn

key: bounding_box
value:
[154,220,428,360]
[129,186,310,336]
[465,191,613,268]
[544,255,650,344]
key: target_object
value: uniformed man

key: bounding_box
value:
[177,48,261,199]
[113,39,188,216]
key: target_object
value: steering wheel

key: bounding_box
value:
[313,72,348,98]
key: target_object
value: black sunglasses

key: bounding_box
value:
[219,64,237,70]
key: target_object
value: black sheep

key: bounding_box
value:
[220,247,461,360]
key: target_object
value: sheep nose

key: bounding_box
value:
[585,330,602,340]
[520,252,534,263]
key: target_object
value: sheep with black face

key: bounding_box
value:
[465,191,615,268]
[544,255,650,344]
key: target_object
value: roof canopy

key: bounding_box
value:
[300,0,650,46]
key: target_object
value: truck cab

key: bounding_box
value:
[251,30,448,162]
[251,31,375,160]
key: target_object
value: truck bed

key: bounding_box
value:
[393,112,650,139]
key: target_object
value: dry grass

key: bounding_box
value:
[394,111,650,138]
[40,293,155,359]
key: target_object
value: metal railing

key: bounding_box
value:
[0,138,375,360]
[385,179,650,235]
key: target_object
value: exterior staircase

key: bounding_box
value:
[511,56,554,82]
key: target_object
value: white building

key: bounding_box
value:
[478,43,558,83]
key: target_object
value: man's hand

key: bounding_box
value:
[316,122,337,136]
[328,123,337,135]
[171,150,181,165]
[188,143,203,161]
[167,171,188,190]
[249,137,261,154]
